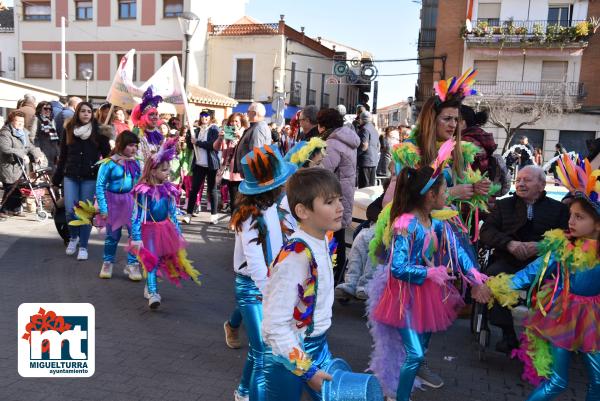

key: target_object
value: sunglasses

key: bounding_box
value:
[43,107,52,110]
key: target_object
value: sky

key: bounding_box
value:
[246,0,421,108]
[4,0,421,108]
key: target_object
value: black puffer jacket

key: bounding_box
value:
[53,121,111,183]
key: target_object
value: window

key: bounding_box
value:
[548,5,572,27]
[392,110,399,122]
[307,89,316,106]
[24,54,52,78]
[76,54,94,80]
[322,93,330,108]
[117,53,137,81]
[473,60,498,82]
[559,131,596,156]
[541,61,567,82]
[477,3,501,26]
[75,1,93,20]
[23,2,51,21]
[234,59,253,99]
[163,0,183,18]
[161,54,182,71]
[119,0,137,19]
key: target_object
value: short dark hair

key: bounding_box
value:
[8,110,26,123]
[286,168,342,221]
[112,130,140,156]
[316,108,343,131]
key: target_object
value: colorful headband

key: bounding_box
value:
[150,137,177,167]
[285,137,327,167]
[140,87,163,115]
[433,68,478,103]
[420,138,455,195]
[557,154,600,216]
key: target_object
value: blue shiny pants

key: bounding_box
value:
[229,307,243,329]
[146,239,158,295]
[527,345,600,401]
[234,274,266,401]
[264,333,333,401]
[103,224,137,264]
[396,328,431,401]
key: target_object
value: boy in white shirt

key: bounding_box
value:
[262,168,344,401]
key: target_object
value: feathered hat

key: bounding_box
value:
[557,154,600,216]
[150,137,177,168]
[433,67,478,106]
[239,144,297,195]
[131,86,163,125]
[284,137,327,167]
[420,137,455,195]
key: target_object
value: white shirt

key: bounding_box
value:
[261,228,334,361]
[194,126,209,167]
[233,196,296,293]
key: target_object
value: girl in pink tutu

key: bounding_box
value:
[367,152,488,400]
[130,138,200,309]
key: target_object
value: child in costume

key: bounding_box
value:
[131,87,164,160]
[96,130,142,280]
[262,168,344,401]
[284,137,327,169]
[366,142,488,401]
[225,144,297,401]
[485,154,600,401]
[130,138,200,309]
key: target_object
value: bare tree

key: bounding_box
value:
[468,83,572,153]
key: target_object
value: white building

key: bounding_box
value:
[0,6,16,80]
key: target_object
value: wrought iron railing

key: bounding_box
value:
[474,80,585,102]
[229,81,254,100]
[418,28,436,48]
[211,23,279,36]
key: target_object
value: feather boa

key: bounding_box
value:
[538,229,598,273]
[369,204,393,265]
[486,273,520,309]
[133,182,180,200]
[130,246,201,287]
[511,329,553,386]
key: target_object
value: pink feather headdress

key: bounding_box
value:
[420,138,456,195]
[433,68,478,103]
[150,137,177,167]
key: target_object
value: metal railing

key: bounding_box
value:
[211,23,279,36]
[474,80,585,102]
[0,26,14,32]
[229,81,254,100]
[418,28,436,48]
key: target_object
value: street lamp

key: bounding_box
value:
[81,68,93,102]
[177,11,200,92]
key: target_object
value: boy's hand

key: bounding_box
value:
[307,370,332,393]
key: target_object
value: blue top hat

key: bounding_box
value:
[239,144,298,195]
[322,358,384,401]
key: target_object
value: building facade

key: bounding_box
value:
[11,0,245,103]
[376,101,412,129]
[416,0,600,159]
[0,6,16,80]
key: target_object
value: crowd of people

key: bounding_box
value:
[1,66,599,401]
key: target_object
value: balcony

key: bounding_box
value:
[229,81,254,101]
[473,80,585,106]
[462,19,598,49]
[418,28,436,48]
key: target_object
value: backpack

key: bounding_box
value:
[488,153,511,197]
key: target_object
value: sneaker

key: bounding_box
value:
[416,360,444,388]
[66,238,79,256]
[335,284,354,301]
[192,205,201,217]
[123,263,143,281]
[355,288,368,300]
[223,321,241,349]
[181,214,192,224]
[99,262,113,279]
[210,214,219,224]
[77,247,88,261]
[148,293,161,309]
[234,390,249,401]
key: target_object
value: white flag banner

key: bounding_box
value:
[142,57,194,130]
[106,49,143,109]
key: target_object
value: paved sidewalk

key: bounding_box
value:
[0,212,588,401]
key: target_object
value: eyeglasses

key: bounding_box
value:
[42,107,52,110]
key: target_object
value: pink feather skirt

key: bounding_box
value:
[141,220,186,257]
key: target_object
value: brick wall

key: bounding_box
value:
[433,0,467,79]
[580,1,600,108]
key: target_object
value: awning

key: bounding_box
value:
[233,102,301,119]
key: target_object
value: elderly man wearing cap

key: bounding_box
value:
[356,111,380,188]
[233,102,272,178]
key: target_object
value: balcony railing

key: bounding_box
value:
[473,80,585,104]
[463,19,597,48]
[0,27,14,33]
[229,81,254,100]
[418,28,436,48]
[211,23,279,36]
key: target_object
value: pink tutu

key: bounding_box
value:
[106,191,134,230]
[372,269,464,333]
[141,219,186,257]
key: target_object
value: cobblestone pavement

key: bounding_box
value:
[0,213,588,401]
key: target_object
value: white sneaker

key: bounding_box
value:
[66,238,79,256]
[234,390,249,401]
[99,262,113,279]
[148,293,161,309]
[123,263,142,281]
[210,214,219,224]
[77,247,88,261]
[181,214,192,224]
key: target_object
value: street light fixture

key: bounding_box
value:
[81,68,93,102]
[177,11,200,91]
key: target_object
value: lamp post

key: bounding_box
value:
[81,68,93,102]
[177,12,200,93]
